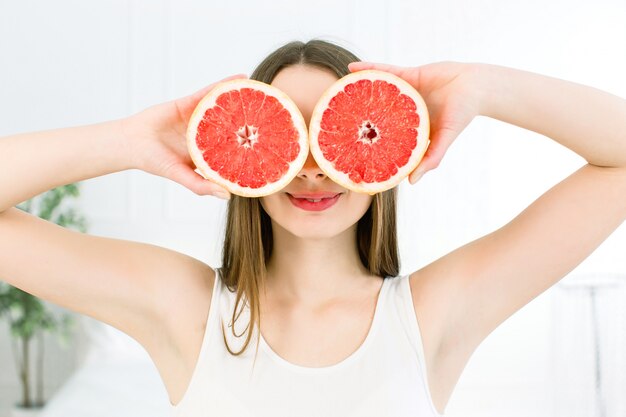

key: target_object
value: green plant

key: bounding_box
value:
[0,183,88,409]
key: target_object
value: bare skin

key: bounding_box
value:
[2,61,625,415]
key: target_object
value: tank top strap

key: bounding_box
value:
[386,274,429,378]
[198,266,223,355]
[170,266,224,413]
[209,265,224,321]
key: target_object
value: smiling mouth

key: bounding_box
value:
[286,193,340,202]
[286,193,342,211]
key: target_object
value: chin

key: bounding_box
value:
[289,227,344,240]
[271,216,357,240]
[260,192,371,237]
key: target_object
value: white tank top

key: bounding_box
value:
[170,268,444,417]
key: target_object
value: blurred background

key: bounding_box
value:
[1,0,625,416]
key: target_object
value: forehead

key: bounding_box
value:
[270,64,339,107]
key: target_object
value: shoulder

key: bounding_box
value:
[407,267,466,416]
[408,270,442,351]
[149,262,217,406]
[158,263,217,348]
[408,264,461,353]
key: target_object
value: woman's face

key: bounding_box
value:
[260,64,374,239]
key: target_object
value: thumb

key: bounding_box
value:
[166,163,231,199]
[348,61,419,89]
[348,61,408,75]
[348,61,394,71]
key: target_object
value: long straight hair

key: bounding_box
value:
[218,39,400,359]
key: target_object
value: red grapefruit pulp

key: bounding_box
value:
[187,79,309,197]
[308,70,430,194]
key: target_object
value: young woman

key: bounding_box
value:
[1,39,625,417]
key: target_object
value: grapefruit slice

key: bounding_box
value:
[308,70,430,194]
[187,79,309,197]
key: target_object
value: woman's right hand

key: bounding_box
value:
[120,73,248,199]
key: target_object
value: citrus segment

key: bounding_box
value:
[187,79,309,197]
[309,70,430,194]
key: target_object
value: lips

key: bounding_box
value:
[286,192,342,199]
[285,192,343,212]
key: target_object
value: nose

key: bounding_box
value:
[297,150,326,180]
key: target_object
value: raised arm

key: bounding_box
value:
[0,74,244,348]
[348,60,626,412]
[478,62,626,168]
[0,120,132,212]
[433,61,626,342]
[0,73,241,212]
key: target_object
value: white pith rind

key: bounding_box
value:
[186,78,309,198]
[308,69,430,195]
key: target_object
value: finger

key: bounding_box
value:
[348,61,410,76]
[168,163,232,199]
[348,61,402,72]
[408,143,433,184]
[408,159,431,185]
[408,125,458,184]
[408,138,440,184]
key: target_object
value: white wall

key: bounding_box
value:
[1,0,625,416]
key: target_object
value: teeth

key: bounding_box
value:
[307,198,323,202]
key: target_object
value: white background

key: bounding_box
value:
[1,0,625,416]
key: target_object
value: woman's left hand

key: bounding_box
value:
[348,60,486,184]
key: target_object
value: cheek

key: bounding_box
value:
[259,193,283,216]
[350,194,375,217]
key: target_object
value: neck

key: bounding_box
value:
[263,221,377,306]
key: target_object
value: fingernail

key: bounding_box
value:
[214,191,230,200]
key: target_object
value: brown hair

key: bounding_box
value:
[218,39,400,361]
